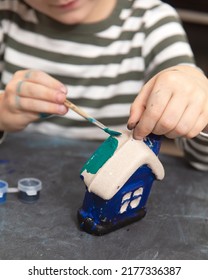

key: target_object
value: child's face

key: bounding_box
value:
[24,0,116,24]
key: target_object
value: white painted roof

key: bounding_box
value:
[81,131,165,200]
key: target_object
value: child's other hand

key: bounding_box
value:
[128,65,208,139]
[0,70,68,131]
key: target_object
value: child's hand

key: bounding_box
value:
[0,70,68,131]
[128,65,208,139]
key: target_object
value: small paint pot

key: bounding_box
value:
[0,180,8,204]
[17,178,42,203]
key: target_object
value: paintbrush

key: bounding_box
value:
[64,99,121,137]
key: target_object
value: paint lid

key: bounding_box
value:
[0,180,8,201]
[17,178,42,196]
[0,180,8,191]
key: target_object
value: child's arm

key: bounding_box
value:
[128,65,208,140]
[0,70,68,132]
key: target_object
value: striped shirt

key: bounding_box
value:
[0,0,207,170]
[176,134,208,171]
[0,0,194,139]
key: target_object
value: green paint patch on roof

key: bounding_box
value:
[81,136,118,174]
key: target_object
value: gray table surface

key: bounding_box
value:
[0,131,208,260]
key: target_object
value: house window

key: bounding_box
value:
[119,187,143,214]
[120,201,129,214]
[130,197,141,209]
[122,192,131,202]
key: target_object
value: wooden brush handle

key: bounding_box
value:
[64,99,90,120]
[64,99,121,136]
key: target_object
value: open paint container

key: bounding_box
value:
[17,178,42,203]
[0,180,8,204]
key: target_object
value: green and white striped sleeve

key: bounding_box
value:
[176,133,208,171]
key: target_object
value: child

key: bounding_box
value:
[0,0,208,170]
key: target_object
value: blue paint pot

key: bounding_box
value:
[17,178,42,203]
[0,180,8,204]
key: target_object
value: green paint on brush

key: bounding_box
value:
[86,117,121,137]
[87,117,95,123]
[81,136,118,174]
[104,128,122,137]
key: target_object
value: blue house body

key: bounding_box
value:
[78,133,164,235]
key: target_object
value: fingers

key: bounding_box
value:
[5,69,68,116]
[15,80,67,104]
[127,94,146,130]
[128,66,208,140]
[14,69,67,93]
[133,88,173,139]
[1,69,69,132]
[128,73,174,139]
[173,111,208,139]
[14,97,67,115]
[164,104,201,138]
[155,83,207,138]
[152,95,195,137]
[127,76,156,130]
[133,94,204,140]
